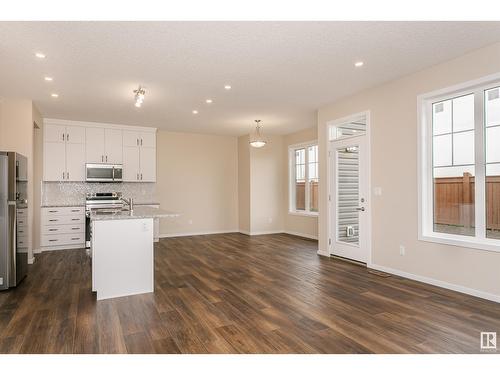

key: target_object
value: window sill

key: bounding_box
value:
[288,211,319,218]
[419,232,500,253]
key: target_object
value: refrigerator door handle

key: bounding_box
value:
[7,201,16,287]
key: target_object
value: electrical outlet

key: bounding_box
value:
[399,245,405,256]
[373,187,382,196]
[188,219,193,225]
[268,217,273,224]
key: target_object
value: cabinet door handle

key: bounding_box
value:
[49,239,58,242]
[140,173,143,180]
[67,133,70,142]
[141,138,143,146]
[101,155,104,162]
[67,172,69,179]
[62,133,65,141]
[49,219,58,222]
[49,210,58,213]
[137,138,139,146]
[137,173,139,180]
[48,229,57,231]
[71,227,80,230]
[106,155,108,162]
[62,171,65,179]
[71,238,80,241]
[71,218,80,221]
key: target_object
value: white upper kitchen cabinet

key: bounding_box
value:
[66,125,86,144]
[44,124,66,143]
[66,142,86,181]
[122,130,156,182]
[86,128,123,164]
[43,142,66,181]
[123,146,140,181]
[104,129,123,164]
[123,131,141,147]
[85,127,105,163]
[43,119,156,182]
[44,123,86,182]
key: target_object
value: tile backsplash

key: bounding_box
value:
[41,182,158,206]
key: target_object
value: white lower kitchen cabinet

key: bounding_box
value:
[40,206,85,250]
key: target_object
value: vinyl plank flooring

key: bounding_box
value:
[0,233,498,354]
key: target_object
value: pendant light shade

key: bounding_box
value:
[249,120,267,148]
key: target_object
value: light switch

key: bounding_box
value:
[373,187,382,196]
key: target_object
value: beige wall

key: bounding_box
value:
[32,104,43,252]
[238,135,250,233]
[250,135,284,233]
[156,131,239,236]
[318,42,500,299]
[283,127,318,239]
[0,99,35,262]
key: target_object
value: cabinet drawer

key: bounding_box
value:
[17,235,28,248]
[41,233,85,247]
[42,224,85,235]
[42,215,84,226]
[17,217,28,226]
[17,225,29,236]
[42,206,85,216]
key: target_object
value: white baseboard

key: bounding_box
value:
[283,230,318,240]
[369,263,500,303]
[159,229,239,238]
[242,230,284,236]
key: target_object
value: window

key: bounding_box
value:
[419,75,500,252]
[289,142,318,215]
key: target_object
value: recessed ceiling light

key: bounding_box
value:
[224,85,231,90]
[35,52,46,59]
[51,93,59,98]
[44,76,53,81]
[192,110,198,114]
[354,61,364,67]
[205,99,213,104]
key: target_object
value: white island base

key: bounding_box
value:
[92,218,154,300]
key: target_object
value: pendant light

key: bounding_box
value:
[249,120,267,148]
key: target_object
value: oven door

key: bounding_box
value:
[86,164,116,182]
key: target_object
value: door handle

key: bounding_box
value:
[356,207,365,211]
[106,155,108,162]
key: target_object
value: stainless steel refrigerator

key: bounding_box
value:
[0,151,28,290]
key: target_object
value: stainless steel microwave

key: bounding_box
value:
[85,163,123,182]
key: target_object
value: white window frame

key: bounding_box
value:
[289,140,319,217]
[418,72,500,253]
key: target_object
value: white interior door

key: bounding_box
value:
[330,135,369,263]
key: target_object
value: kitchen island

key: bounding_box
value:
[90,206,179,300]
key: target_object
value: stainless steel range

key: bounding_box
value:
[85,192,124,248]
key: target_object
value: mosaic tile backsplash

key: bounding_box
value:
[41,182,158,207]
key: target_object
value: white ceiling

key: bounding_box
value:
[1,21,500,135]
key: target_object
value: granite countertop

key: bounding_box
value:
[41,203,85,208]
[90,206,179,221]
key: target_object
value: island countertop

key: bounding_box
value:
[90,206,180,221]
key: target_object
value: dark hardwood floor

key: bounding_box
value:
[0,233,499,354]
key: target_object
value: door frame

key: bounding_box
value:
[326,111,372,266]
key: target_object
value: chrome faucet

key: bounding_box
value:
[122,197,134,212]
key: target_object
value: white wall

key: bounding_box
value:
[318,42,500,300]
[156,131,239,236]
